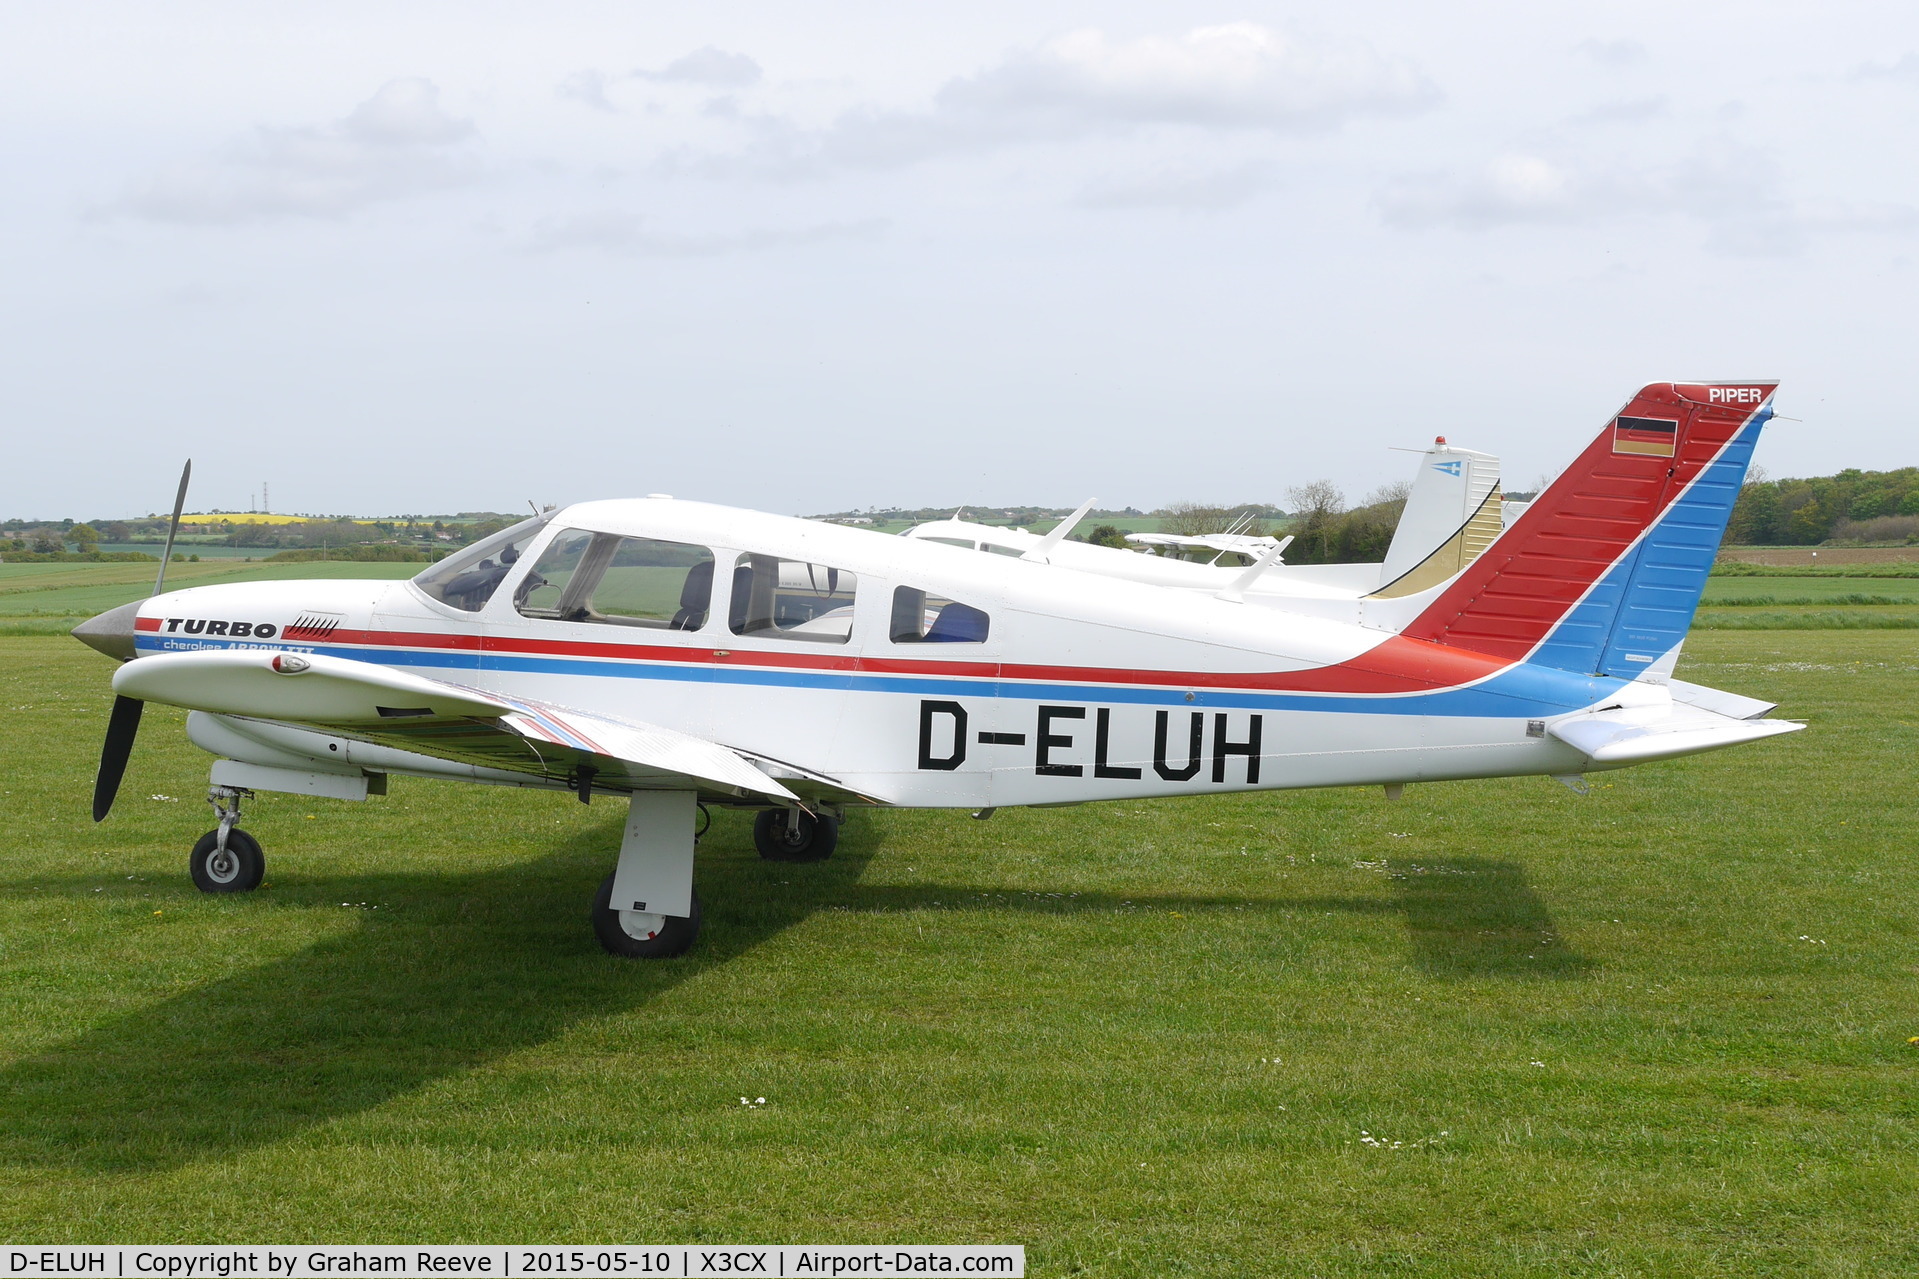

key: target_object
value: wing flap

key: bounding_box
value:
[496,701,797,799]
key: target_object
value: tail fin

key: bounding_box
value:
[1372,439,1502,598]
[1402,381,1776,678]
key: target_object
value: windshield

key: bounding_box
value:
[411,514,550,612]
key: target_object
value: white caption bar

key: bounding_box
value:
[4,1248,1023,1279]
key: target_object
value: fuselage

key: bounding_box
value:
[130,497,1645,808]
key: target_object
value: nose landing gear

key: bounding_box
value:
[753,806,839,862]
[189,785,264,893]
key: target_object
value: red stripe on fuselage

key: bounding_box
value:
[147,620,1508,698]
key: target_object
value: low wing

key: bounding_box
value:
[114,649,814,804]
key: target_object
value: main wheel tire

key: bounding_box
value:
[753,808,839,862]
[190,828,265,893]
[592,872,701,958]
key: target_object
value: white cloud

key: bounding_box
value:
[559,47,763,114]
[636,47,763,88]
[1378,142,1919,255]
[933,23,1433,132]
[558,69,619,113]
[1574,39,1649,67]
[1074,161,1280,211]
[1380,145,1786,235]
[1570,96,1668,126]
[523,211,883,257]
[1381,153,1591,228]
[678,23,1434,177]
[1850,52,1919,84]
[103,79,477,224]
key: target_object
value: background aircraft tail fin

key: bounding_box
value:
[1400,381,1777,679]
[1371,440,1502,597]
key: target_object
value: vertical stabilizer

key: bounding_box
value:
[1401,382,1777,678]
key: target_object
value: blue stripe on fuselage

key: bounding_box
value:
[133,634,1627,718]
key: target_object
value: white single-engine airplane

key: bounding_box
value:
[74,381,1800,958]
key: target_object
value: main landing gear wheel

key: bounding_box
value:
[592,872,701,959]
[190,828,265,893]
[753,808,839,862]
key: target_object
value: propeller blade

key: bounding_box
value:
[153,459,191,597]
[92,695,145,822]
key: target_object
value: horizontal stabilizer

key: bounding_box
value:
[1548,702,1802,765]
[1664,677,1778,721]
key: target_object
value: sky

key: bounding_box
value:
[5,1,1917,520]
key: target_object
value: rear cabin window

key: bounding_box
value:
[890,587,990,643]
[729,554,857,644]
[517,531,716,630]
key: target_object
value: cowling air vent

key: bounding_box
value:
[284,612,344,640]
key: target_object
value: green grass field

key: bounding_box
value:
[1694,576,1919,631]
[3,613,1918,1272]
[0,561,420,635]
[1701,576,1919,603]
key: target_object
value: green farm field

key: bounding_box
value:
[0,560,419,635]
[2,610,1918,1272]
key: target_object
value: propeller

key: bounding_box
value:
[92,695,145,821]
[153,459,191,597]
[91,459,190,822]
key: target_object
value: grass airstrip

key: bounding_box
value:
[0,563,1916,1274]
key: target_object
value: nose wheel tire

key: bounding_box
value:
[753,809,839,862]
[190,829,265,893]
[591,872,701,958]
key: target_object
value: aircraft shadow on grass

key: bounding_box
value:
[0,828,1582,1174]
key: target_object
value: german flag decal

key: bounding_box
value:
[1613,415,1677,457]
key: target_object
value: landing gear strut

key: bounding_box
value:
[190,785,264,892]
[753,807,839,862]
[593,790,701,958]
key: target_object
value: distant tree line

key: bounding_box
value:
[1726,467,1919,545]
[12,469,1919,565]
[264,544,445,563]
[1139,489,1406,565]
[0,512,526,558]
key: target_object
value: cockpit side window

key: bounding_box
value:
[592,538,716,629]
[890,585,990,643]
[517,532,716,630]
[729,554,857,644]
[411,516,548,613]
